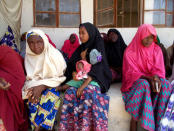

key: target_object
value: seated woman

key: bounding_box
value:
[22,29,67,131]
[106,29,127,82]
[0,45,28,131]
[121,24,173,131]
[155,36,171,78]
[167,41,174,68]
[100,32,108,44]
[168,51,174,84]
[58,22,112,130]
[61,33,80,59]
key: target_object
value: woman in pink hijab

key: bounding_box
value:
[61,33,80,59]
[121,24,172,131]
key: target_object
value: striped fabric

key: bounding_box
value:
[122,78,172,131]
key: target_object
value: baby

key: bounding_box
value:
[58,49,102,90]
[73,60,92,81]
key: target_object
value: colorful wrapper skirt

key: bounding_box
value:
[160,84,174,131]
[59,84,109,131]
[122,78,172,131]
[28,88,61,130]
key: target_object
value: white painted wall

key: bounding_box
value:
[21,0,174,49]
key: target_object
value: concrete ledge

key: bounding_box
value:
[107,83,131,131]
[0,83,131,131]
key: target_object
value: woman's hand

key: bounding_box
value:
[140,75,161,93]
[152,75,161,93]
[81,49,88,60]
[76,76,92,98]
[77,87,84,98]
[0,78,11,90]
[27,85,46,104]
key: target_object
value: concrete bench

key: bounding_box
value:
[0,83,131,131]
[1,83,146,131]
[107,83,131,131]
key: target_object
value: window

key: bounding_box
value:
[33,0,81,27]
[94,0,140,27]
[143,0,174,27]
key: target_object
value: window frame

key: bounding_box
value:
[143,0,174,27]
[33,0,81,28]
[94,0,140,28]
[94,0,116,27]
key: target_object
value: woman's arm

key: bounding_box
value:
[56,84,69,91]
[77,76,92,98]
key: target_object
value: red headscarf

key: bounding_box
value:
[61,33,80,58]
[121,24,165,92]
[0,46,28,131]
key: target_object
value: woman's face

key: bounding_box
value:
[79,26,89,43]
[69,34,76,44]
[27,35,44,54]
[142,35,154,47]
[108,32,118,43]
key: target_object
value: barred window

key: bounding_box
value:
[33,0,81,27]
[144,0,174,27]
[94,0,140,27]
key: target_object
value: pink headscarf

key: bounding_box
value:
[76,60,91,80]
[121,24,165,92]
[61,33,80,58]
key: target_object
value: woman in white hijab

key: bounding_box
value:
[22,29,66,131]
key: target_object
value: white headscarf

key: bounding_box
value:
[22,29,66,99]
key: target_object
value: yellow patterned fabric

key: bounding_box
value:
[28,88,61,130]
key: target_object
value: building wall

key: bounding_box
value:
[21,0,174,49]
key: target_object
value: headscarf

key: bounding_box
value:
[68,22,112,93]
[22,29,67,99]
[0,45,28,131]
[106,29,127,68]
[61,33,80,58]
[121,24,165,92]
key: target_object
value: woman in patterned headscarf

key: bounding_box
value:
[23,29,67,131]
